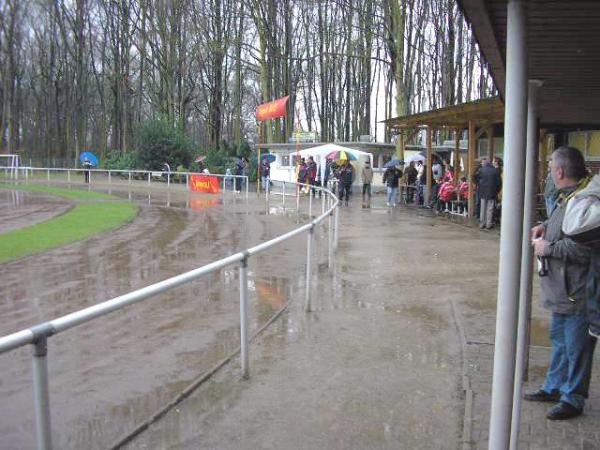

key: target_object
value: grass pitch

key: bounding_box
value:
[0,184,138,263]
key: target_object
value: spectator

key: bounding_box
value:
[297,158,308,193]
[442,160,455,183]
[82,157,92,184]
[432,160,443,183]
[361,160,374,208]
[544,170,559,218]
[417,162,427,205]
[404,162,418,204]
[458,176,470,214]
[307,156,318,196]
[383,165,402,207]
[438,179,456,212]
[261,157,271,193]
[475,157,502,229]
[338,160,354,206]
[527,146,594,421]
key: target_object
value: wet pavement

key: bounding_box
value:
[123,199,474,449]
[2,181,600,449]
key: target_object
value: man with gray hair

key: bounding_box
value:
[475,157,502,229]
[525,146,595,420]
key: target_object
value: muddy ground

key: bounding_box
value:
[0,183,311,449]
[0,189,72,234]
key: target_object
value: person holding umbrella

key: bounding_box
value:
[79,151,98,184]
[383,163,403,207]
[338,159,354,206]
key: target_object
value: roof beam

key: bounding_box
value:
[458,0,507,97]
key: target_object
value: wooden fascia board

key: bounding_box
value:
[457,0,507,97]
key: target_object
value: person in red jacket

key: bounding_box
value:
[438,180,456,212]
[458,177,470,214]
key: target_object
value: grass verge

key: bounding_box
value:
[0,185,138,263]
[0,182,116,201]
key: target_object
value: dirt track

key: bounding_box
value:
[0,186,309,449]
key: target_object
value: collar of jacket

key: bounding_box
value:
[557,177,592,206]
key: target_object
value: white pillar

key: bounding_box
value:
[488,1,528,448]
[510,80,542,449]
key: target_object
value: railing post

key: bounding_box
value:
[108,171,111,184]
[309,188,313,217]
[305,225,314,312]
[245,176,249,198]
[67,170,70,183]
[47,169,50,181]
[32,337,52,450]
[128,172,132,185]
[282,182,286,209]
[334,204,339,250]
[167,173,171,187]
[239,254,250,379]
[148,172,151,186]
[328,211,334,270]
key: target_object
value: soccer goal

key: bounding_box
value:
[0,154,20,180]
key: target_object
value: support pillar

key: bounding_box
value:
[510,80,542,450]
[467,120,476,217]
[425,126,433,205]
[489,126,496,161]
[488,1,528,448]
[454,128,461,185]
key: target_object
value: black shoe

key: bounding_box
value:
[546,402,582,420]
[523,389,561,402]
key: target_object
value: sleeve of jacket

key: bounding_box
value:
[496,170,502,192]
[544,237,592,263]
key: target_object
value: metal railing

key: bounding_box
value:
[2,167,250,197]
[0,178,339,450]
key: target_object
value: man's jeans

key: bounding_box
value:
[386,187,398,205]
[261,176,269,193]
[542,312,597,410]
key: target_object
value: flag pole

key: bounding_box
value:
[257,122,262,194]
[295,107,302,199]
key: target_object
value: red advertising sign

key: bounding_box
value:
[255,95,290,121]
[190,175,220,194]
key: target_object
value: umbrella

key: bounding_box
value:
[195,155,206,163]
[405,153,426,164]
[325,150,358,161]
[79,151,98,167]
[383,158,405,168]
[261,154,276,163]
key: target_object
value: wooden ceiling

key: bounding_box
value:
[457,0,600,127]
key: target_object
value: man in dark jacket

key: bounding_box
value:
[526,146,595,420]
[404,162,418,203]
[475,157,502,229]
[383,165,402,207]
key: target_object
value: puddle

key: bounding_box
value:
[0,190,72,233]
